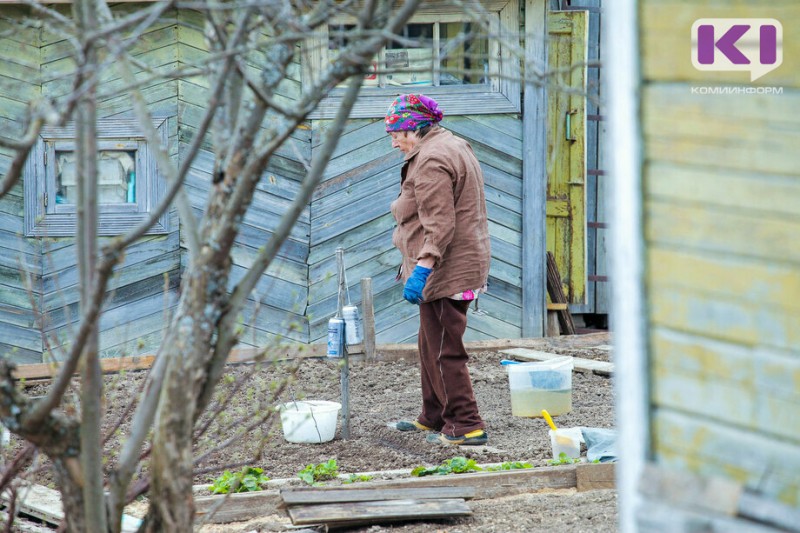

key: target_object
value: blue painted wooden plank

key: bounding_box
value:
[490,234,522,268]
[44,269,181,329]
[308,227,395,283]
[311,165,401,221]
[484,181,523,213]
[182,181,310,243]
[238,301,308,343]
[472,293,522,325]
[312,118,382,148]
[0,280,36,309]
[0,303,37,329]
[308,248,401,310]
[0,342,40,364]
[459,114,524,141]
[320,135,399,181]
[229,245,307,287]
[310,188,400,246]
[490,256,522,287]
[0,320,42,352]
[482,163,523,200]
[233,220,309,266]
[308,212,396,265]
[466,310,522,339]
[473,143,523,178]
[312,151,403,203]
[228,265,307,316]
[446,116,523,156]
[43,248,181,299]
[485,276,523,308]
[487,201,522,234]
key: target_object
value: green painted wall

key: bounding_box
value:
[641,0,800,507]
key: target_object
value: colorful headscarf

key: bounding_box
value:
[384,94,444,132]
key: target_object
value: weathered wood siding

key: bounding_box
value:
[562,0,608,315]
[0,6,44,363]
[176,9,310,347]
[308,115,523,344]
[38,5,182,360]
[641,0,800,509]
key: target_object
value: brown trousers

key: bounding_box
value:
[416,298,485,437]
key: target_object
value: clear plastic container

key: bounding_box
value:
[506,357,573,417]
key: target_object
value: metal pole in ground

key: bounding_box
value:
[335,247,350,439]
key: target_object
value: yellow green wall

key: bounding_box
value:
[641,0,800,505]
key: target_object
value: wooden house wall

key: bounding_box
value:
[38,5,182,360]
[559,0,608,316]
[308,115,523,344]
[1,3,549,361]
[0,6,42,363]
[176,9,310,348]
[640,0,800,508]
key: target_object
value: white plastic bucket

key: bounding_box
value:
[278,400,341,443]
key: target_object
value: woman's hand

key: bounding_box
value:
[403,265,432,304]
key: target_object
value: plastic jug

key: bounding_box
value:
[506,357,573,417]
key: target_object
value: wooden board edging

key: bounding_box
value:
[12,333,611,382]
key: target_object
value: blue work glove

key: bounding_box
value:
[403,265,432,305]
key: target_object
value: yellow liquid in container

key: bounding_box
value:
[510,388,572,417]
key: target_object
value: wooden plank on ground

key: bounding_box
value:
[281,486,475,505]
[1,483,141,532]
[329,466,578,499]
[287,498,472,526]
[500,348,614,376]
[576,462,615,492]
[12,355,155,381]
[194,490,283,524]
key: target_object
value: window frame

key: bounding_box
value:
[305,0,520,119]
[24,117,170,237]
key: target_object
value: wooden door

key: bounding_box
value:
[546,10,588,305]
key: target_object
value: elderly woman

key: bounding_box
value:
[386,94,491,446]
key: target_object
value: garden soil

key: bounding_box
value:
[193,330,617,532]
[18,331,617,532]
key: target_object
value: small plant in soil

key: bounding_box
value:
[548,453,582,466]
[411,456,483,477]
[209,467,270,494]
[485,461,533,471]
[297,459,340,485]
[343,473,374,484]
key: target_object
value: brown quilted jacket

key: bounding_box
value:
[390,127,491,301]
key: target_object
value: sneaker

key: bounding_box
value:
[426,429,488,446]
[389,420,434,432]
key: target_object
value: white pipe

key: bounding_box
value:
[603,1,649,532]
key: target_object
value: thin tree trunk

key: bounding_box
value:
[73,0,107,529]
[146,252,230,531]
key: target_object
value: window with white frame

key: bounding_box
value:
[306,0,520,119]
[24,117,170,237]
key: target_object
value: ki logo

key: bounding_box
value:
[691,18,783,82]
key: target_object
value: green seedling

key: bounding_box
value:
[342,473,373,484]
[411,456,483,477]
[209,467,270,494]
[548,452,582,466]
[297,459,340,485]
[485,461,534,471]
